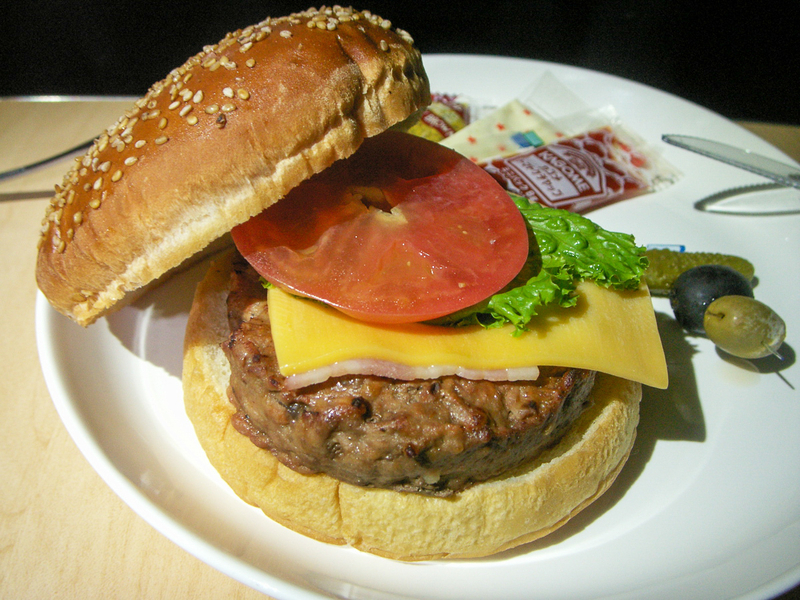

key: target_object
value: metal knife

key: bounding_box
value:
[662,134,800,190]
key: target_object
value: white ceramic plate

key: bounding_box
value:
[37,55,800,600]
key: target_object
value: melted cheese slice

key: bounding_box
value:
[268,281,668,389]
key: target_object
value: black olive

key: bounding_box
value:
[668,265,754,333]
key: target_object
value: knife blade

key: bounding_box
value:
[662,134,800,190]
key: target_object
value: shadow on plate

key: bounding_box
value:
[717,341,796,390]
[476,311,706,561]
[105,251,223,378]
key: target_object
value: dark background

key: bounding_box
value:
[1,1,797,125]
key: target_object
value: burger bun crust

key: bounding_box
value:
[36,7,429,326]
[183,249,642,560]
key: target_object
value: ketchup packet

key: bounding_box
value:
[407,93,471,142]
[483,126,679,213]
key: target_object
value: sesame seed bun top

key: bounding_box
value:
[36,6,430,326]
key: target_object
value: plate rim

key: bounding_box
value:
[35,54,800,600]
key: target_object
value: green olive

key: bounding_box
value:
[703,295,786,359]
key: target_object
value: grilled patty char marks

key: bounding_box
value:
[223,254,596,496]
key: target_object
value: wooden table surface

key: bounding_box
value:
[1,97,798,599]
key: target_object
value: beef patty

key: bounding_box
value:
[222,255,596,496]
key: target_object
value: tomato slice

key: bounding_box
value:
[231,131,529,324]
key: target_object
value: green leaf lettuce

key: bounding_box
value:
[429,194,648,334]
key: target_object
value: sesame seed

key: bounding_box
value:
[111,170,123,182]
[223,87,234,98]
[280,30,292,38]
[158,118,168,129]
[155,136,169,145]
[124,156,138,166]
[237,88,250,100]
[73,211,83,224]
[380,40,389,51]
[66,228,74,240]
[221,103,236,113]
[205,104,220,114]
[397,29,414,44]
[187,115,198,125]
[99,161,111,172]
[179,104,193,117]
[193,90,203,103]
[134,140,146,148]
[239,42,253,52]
[57,240,66,253]
[246,58,256,67]
[89,198,101,209]
[168,100,180,110]
[93,178,103,190]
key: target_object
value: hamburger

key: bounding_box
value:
[36,7,668,560]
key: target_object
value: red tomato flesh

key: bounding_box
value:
[231,131,529,324]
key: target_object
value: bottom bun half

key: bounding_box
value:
[183,249,642,561]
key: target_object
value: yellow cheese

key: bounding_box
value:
[268,282,668,389]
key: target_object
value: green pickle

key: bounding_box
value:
[644,249,755,295]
